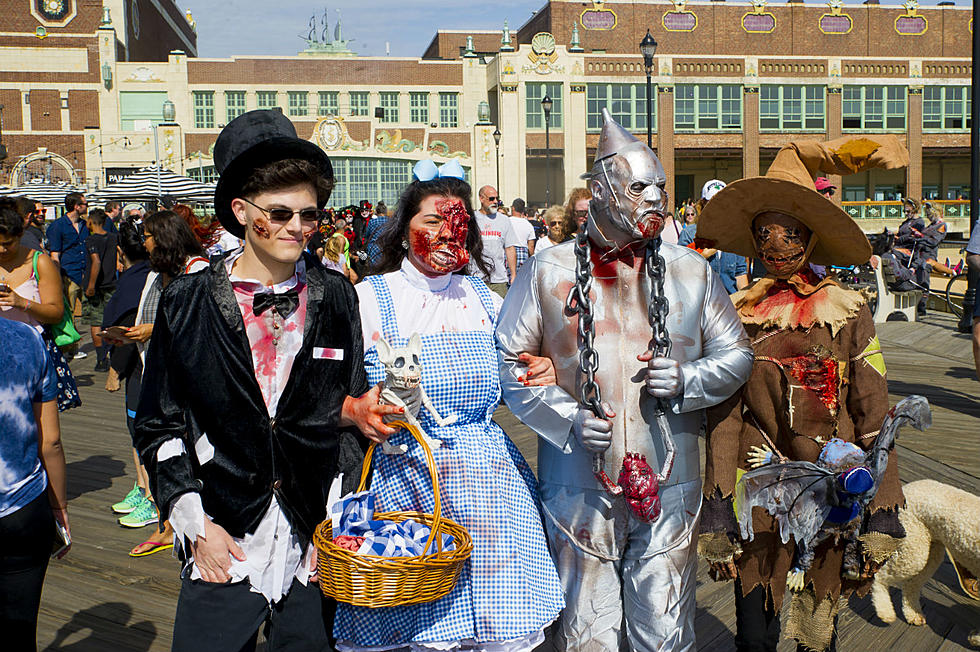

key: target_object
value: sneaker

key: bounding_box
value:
[118,497,159,528]
[74,350,88,359]
[112,482,145,514]
[95,358,110,372]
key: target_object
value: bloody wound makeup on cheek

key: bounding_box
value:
[252,214,272,239]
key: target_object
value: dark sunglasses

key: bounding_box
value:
[486,196,498,202]
[548,221,564,226]
[573,209,588,217]
[241,197,322,223]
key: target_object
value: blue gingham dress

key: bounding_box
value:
[334,275,564,650]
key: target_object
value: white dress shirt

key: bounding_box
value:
[159,251,315,604]
[356,258,503,346]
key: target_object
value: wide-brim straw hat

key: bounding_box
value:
[697,135,908,266]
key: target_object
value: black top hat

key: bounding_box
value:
[213,109,333,239]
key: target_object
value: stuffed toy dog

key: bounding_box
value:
[871,479,980,646]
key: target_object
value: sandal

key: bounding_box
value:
[129,539,173,557]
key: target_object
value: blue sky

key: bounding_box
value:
[179,0,958,60]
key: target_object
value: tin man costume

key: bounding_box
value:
[495,109,754,651]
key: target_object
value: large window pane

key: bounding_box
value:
[119,90,168,131]
[287,91,308,117]
[526,82,562,129]
[760,86,780,129]
[842,86,862,129]
[804,86,825,130]
[674,85,695,130]
[721,85,741,129]
[587,84,607,131]
[674,85,740,131]
[318,91,338,116]
[225,91,246,123]
[379,91,399,123]
[193,91,214,129]
[634,83,648,131]
[330,158,466,207]
[349,91,368,117]
[587,84,652,132]
[256,91,278,109]
[885,86,905,129]
[438,92,458,128]
[782,86,802,129]
[409,92,429,124]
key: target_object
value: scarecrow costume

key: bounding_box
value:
[496,109,753,651]
[696,135,909,652]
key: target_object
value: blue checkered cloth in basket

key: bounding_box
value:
[331,491,455,557]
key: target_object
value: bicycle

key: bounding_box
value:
[943,271,967,318]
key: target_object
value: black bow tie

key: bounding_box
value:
[252,289,300,319]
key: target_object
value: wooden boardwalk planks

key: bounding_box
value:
[35,320,979,651]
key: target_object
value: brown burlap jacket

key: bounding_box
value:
[701,279,905,609]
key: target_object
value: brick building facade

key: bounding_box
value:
[0,0,972,230]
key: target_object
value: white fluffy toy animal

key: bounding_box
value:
[376,333,457,455]
[871,479,980,647]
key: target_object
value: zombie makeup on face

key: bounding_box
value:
[407,195,471,277]
[753,212,812,279]
[597,156,668,243]
[251,214,272,239]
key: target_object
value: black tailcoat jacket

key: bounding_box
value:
[133,253,368,546]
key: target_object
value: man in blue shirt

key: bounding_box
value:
[678,223,748,294]
[46,192,89,353]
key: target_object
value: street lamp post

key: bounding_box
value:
[640,29,658,149]
[542,95,553,205]
[492,127,502,194]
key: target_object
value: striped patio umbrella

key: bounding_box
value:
[0,180,86,204]
[89,166,215,203]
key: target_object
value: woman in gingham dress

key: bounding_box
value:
[333,164,564,651]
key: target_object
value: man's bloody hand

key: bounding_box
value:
[341,383,403,443]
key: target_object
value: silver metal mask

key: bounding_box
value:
[585,108,668,250]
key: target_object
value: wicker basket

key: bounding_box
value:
[314,418,473,607]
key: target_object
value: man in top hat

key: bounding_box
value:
[696,135,908,652]
[134,109,401,651]
[495,108,754,651]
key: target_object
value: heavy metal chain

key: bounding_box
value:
[646,237,677,485]
[564,226,604,420]
[646,238,672,378]
[564,227,677,495]
[564,225,622,495]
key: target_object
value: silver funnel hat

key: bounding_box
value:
[585,108,668,249]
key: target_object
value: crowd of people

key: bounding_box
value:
[1,105,978,652]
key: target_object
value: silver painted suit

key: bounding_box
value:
[496,241,752,651]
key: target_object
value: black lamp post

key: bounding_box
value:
[640,29,658,149]
[958,0,979,332]
[492,127,502,193]
[542,94,553,205]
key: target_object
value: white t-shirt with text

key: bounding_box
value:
[473,210,521,284]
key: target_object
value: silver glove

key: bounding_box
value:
[572,404,615,453]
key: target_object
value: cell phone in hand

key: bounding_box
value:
[52,519,71,558]
[0,281,11,293]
